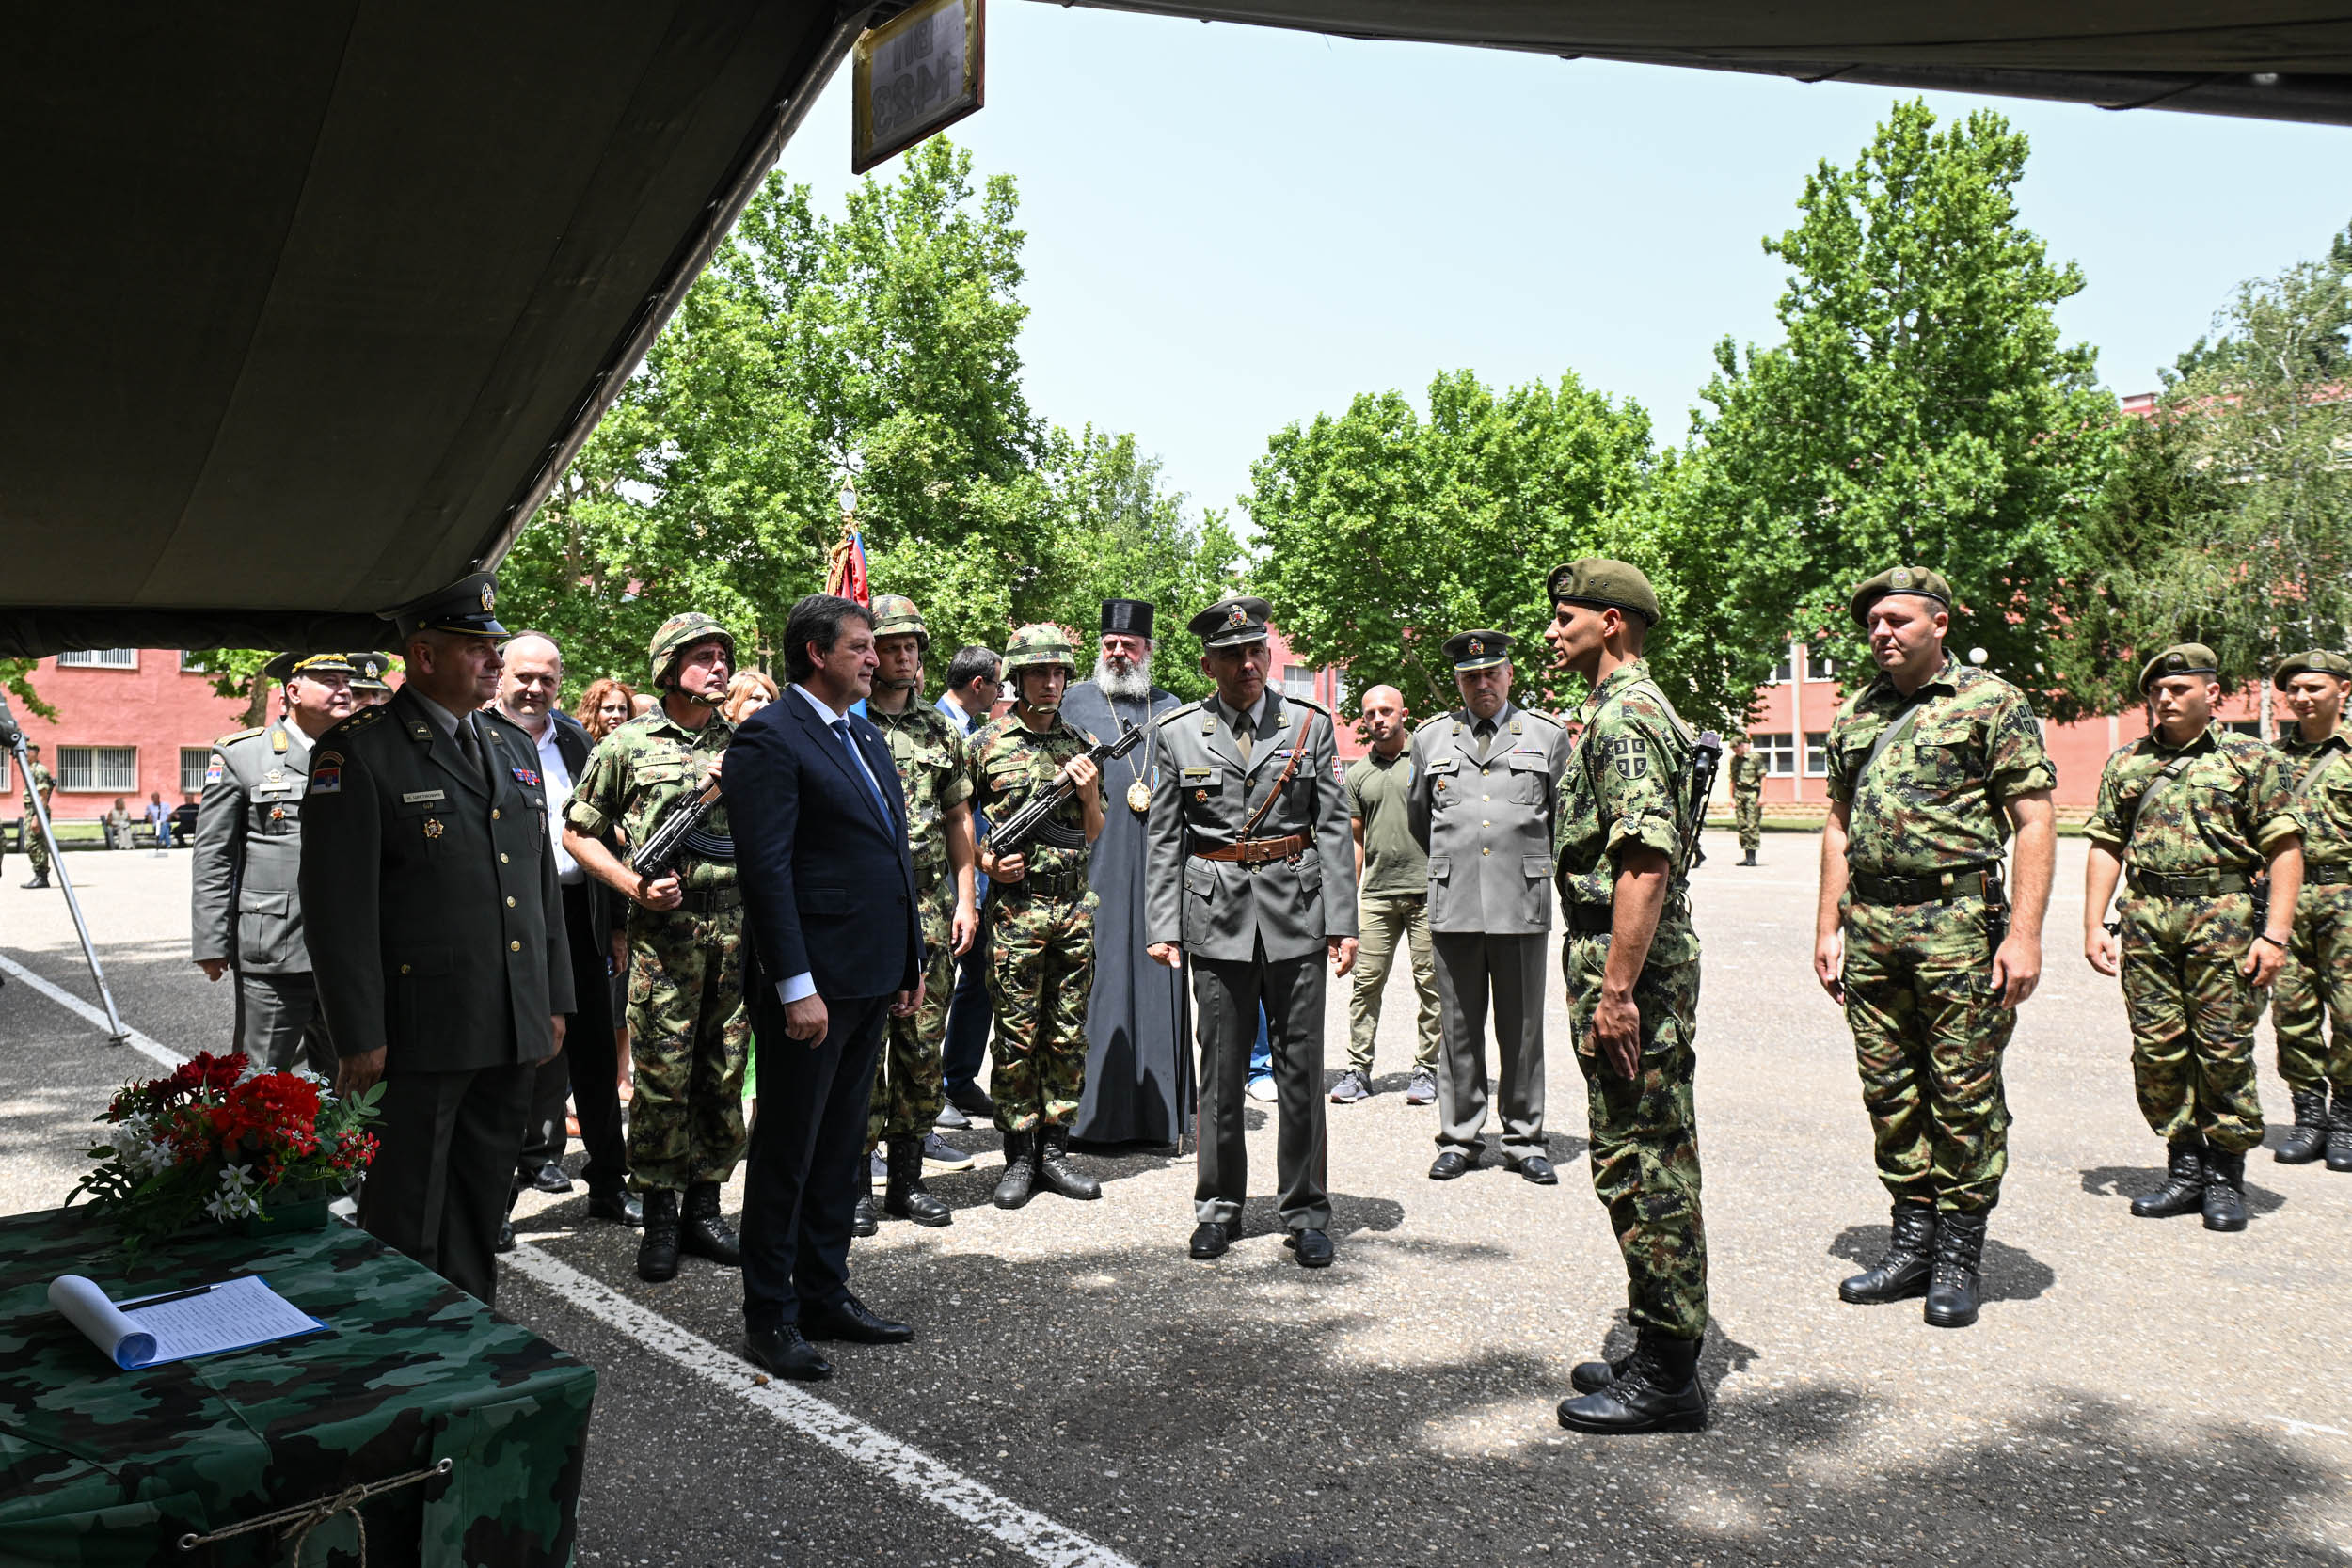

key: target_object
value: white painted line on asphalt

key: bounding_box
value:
[0,951,183,1069]
[2265,1415,2349,1439]
[507,1244,1140,1568]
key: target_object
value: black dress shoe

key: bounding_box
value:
[495,1217,516,1253]
[1510,1154,1558,1185]
[1189,1219,1240,1259]
[586,1186,644,1227]
[851,1192,880,1237]
[946,1081,997,1120]
[525,1161,575,1195]
[1284,1228,1334,1268]
[802,1292,914,1345]
[1428,1148,1475,1181]
[744,1327,834,1382]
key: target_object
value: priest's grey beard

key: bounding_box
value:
[1092,651,1153,703]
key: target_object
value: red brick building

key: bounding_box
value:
[6,652,258,822]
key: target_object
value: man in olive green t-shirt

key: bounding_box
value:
[1337,686,1442,1104]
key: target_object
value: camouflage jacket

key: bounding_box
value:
[869,697,973,886]
[970,712,1100,883]
[1825,657,2055,877]
[564,705,736,891]
[1553,659,1698,967]
[2275,723,2352,866]
[1727,752,1767,795]
[20,758,52,807]
[2086,723,2299,874]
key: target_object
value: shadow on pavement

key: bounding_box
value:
[2079,1164,2289,1216]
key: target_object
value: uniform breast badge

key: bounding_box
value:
[423,818,445,840]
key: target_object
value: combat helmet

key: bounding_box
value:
[869,594,930,651]
[1004,623,1076,709]
[648,612,737,692]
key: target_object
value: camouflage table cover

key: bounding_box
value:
[0,1208,594,1567]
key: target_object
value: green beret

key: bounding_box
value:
[2138,642,2219,692]
[1443,629,1513,671]
[1544,559,1659,627]
[2272,649,2352,689]
[1849,565,1953,627]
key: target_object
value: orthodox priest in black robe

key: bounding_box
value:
[1064,599,1190,1145]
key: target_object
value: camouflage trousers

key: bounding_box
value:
[2274,880,2352,1092]
[626,900,751,1190]
[1564,934,1708,1341]
[986,885,1094,1134]
[867,880,956,1154]
[1840,895,2013,1214]
[1732,790,1763,855]
[20,803,49,876]
[2119,890,2265,1154]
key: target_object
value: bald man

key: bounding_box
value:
[1335,686,1442,1103]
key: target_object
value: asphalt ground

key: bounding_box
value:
[4,836,2349,1567]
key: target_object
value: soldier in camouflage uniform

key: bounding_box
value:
[970,624,1105,1210]
[563,613,750,1281]
[1543,560,1709,1435]
[1727,736,1766,866]
[2085,643,2304,1233]
[17,743,54,887]
[859,595,979,1229]
[1813,567,2057,1331]
[2267,649,2352,1171]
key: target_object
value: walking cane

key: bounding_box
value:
[1,693,133,1046]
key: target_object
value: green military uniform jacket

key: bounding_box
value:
[1405,700,1571,934]
[1727,752,1766,797]
[970,711,1098,891]
[18,759,52,823]
[563,706,736,895]
[298,688,575,1071]
[1145,689,1359,964]
[872,700,972,890]
[2087,723,2299,875]
[1553,660,1699,967]
[2276,722,2352,878]
[1824,657,2054,876]
[191,720,318,974]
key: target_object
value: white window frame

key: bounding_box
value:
[1804,731,1831,777]
[1804,649,1837,683]
[56,649,138,670]
[1279,663,1317,701]
[57,745,138,793]
[181,748,215,795]
[1756,732,1797,777]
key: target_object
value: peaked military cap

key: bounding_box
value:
[262,650,358,682]
[1443,629,1513,671]
[1545,559,1659,626]
[1101,598,1154,638]
[2272,649,2352,689]
[348,651,396,691]
[389,570,508,641]
[2138,642,2218,692]
[1849,565,1953,627]
[1189,594,1271,648]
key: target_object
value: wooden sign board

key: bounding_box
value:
[851,0,984,175]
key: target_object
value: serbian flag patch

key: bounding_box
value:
[203,756,226,784]
[309,767,342,796]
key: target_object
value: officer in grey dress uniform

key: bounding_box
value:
[191,650,358,1075]
[1145,594,1359,1268]
[1407,630,1572,1183]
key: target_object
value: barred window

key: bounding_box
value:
[56,649,137,669]
[58,746,137,792]
[181,748,214,794]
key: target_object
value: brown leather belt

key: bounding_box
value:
[1195,833,1310,864]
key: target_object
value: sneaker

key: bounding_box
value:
[1406,1070,1438,1106]
[868,1148,887,1183]
[922,1132,975,1171]
[946,1081,997,1120]
[1246,1076,1278,1103]
[934,1101,972,1131]
[1328,1070,1371,1104]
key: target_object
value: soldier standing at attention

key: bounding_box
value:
[1728,736,1767,867]
[1336,684,1441,1107]
[299,573,572,1305]
[1543,560,1709,1434]
[1146,595,1359,1268]
[17,742,54,888]
[1812,568,2056,1330]
[192,651,359,1075]
[1406,631,1572,1183]
[970,625,1105,1210]
[564,613,750,1282]
[2085,644,2303,1232]
[858,595,979,1229]
[2265,650,2352,1171]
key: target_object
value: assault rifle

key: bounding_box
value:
[631,779,723,882]
[1682,730,1724,874]
[989,721,1143,851]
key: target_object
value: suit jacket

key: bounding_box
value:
[298,688,575,1071]
[191,719,315,974]
[1144,689,1359,964]
[1406,701,1571,934]
[725,689,921,1004]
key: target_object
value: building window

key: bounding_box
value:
[1805,649,1837,682]
[1804,731,1831,776]
[2224,720,2262,737]
[1765,655,1792,685]
[58,746,138,792]
[180,652,213,673]
[1280,663,1317,700]
[56,649,137,670]
[181,748,214,794]
[1756,732,1797,777]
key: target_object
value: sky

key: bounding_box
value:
[778,2,2351,524]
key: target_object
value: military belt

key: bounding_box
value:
[1565,902,1614,936]
[2306,860,2350,887]
[1195,833,1310,865]
[2125,867,2252,900]
[1849,862,2003,907]
[998,868,1088,900]
[671,887,742,914]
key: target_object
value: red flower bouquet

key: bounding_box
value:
[70,1053,383,1244]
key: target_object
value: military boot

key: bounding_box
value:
[2201,1148,2249,1231]
[1035,1126,1102,1201]
[22,870,49,889]
[2276,1088,2331,1164]
[883,1135,952,1227]
[1741,850,1756,867]
[1923,1212,1987,1328]
[636,1188,682,1283]
[1838,1201,1937,1304]
[851,1191,880,1237]
[680,1181,741,1265]
[1568,1348,1632,1396]
[1556,1329,1707,1433]
[2330,1085,2352,1173]
[2130,1139,2204,1218]
[993,1131,1038,1210]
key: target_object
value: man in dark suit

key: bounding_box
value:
[725,594,923,1381]
[300,573,573,1306]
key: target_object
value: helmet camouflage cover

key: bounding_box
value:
[648,612,737,688]
[869,594,930,651]
[1003,623,1076,674]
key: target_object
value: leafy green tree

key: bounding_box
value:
[2,658,54,724]
[181,650,278,729]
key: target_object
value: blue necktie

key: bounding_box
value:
[833,719,890,822]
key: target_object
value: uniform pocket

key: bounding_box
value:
[1507,752,1549,805]
[1428,855,1453,881]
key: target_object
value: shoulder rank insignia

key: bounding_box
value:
[214,725,264,747]
[271,728,290,753]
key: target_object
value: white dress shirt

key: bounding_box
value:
[504,710,580,883]
[773,683,890,1006]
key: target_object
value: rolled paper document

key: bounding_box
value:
[49,1274,157,1369]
